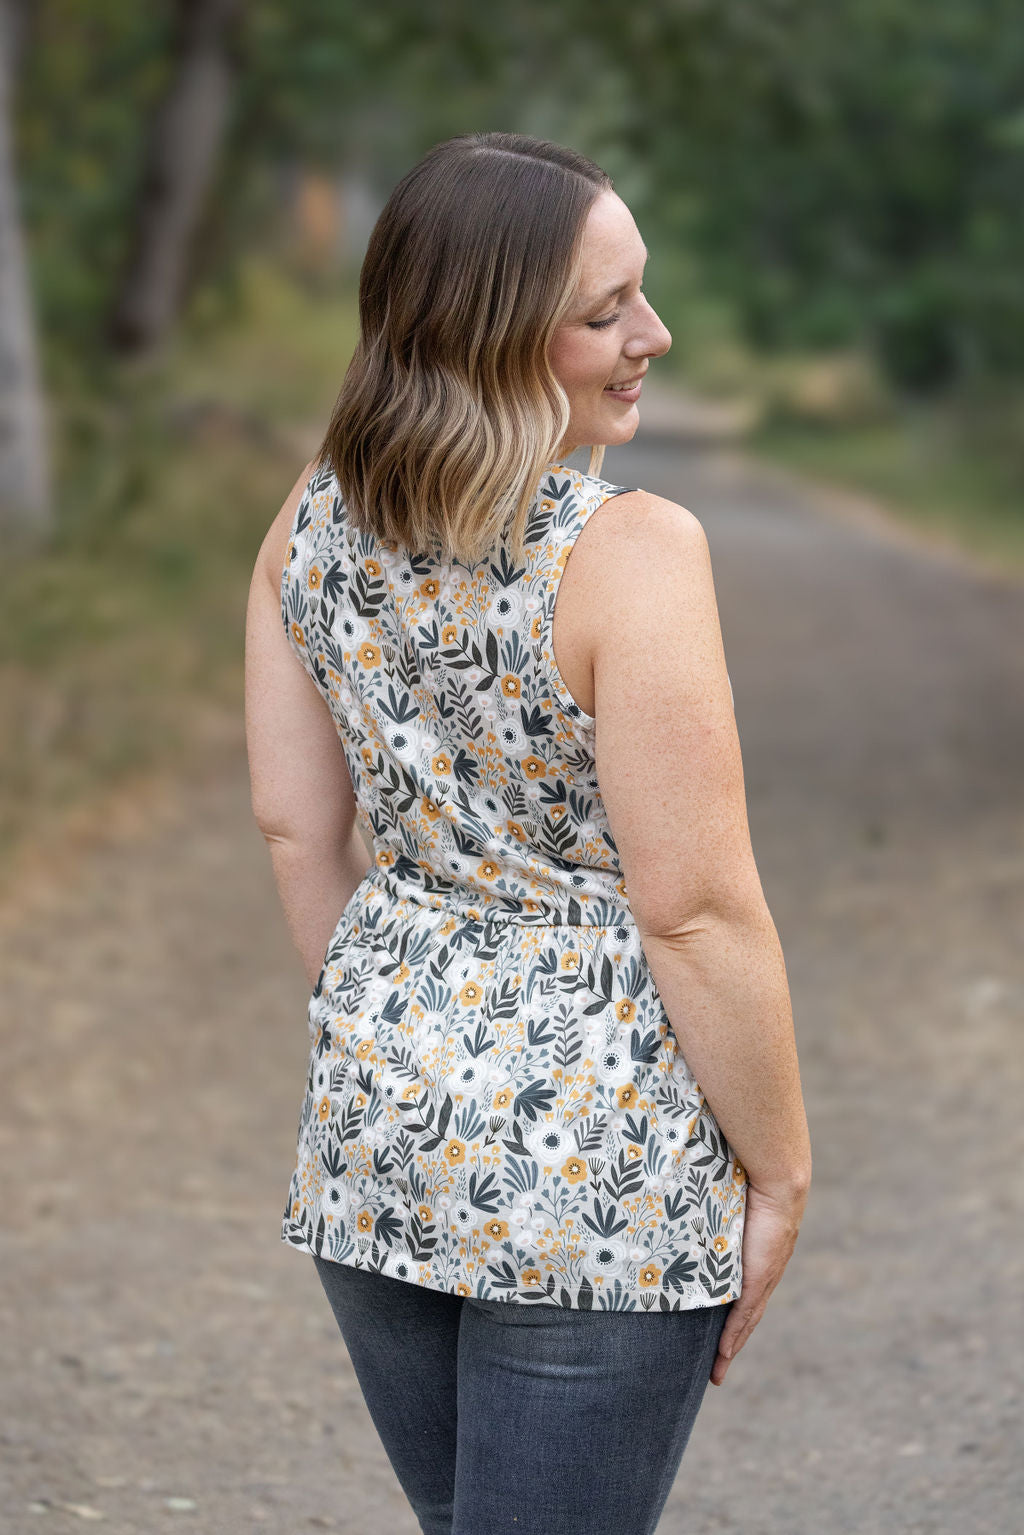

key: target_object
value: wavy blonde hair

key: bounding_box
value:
[317,132,612,565]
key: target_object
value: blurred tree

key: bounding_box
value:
[0,0,50,536]
[583,0,1024,393]
[109,0,243,355]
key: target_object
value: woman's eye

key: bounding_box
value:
[588,313,619,330]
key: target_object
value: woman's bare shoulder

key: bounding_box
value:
[594,486,705,544]
[574,487,709,601]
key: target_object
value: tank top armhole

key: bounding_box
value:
[280,463,330,678]
[538,478,638,735]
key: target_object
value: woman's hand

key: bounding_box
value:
[710,1180,809,1386]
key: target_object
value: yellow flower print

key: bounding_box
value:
[507,820,526,842]
[733,1161,746,1184]
[290,622,306,648]
[354,1038,375,1059]
[521,1268,542,1287]
[559,952,579,970]
[615,998,637,1025]
[712,1235,730,1254]
[393,961,411,984]
[459,981,483,1006]
[418,1205,433,1223]
[402,1086,420,1101]
[423,797,442,820]
[440,917,456,936]
[638,1262,662,1287]
[616,1083,640,1109]
[626,1144,643,1160]
[444,1138,466,1165]
[364,557,382,577]
[441,623,459,644]
[357,641,381,669]
[492,1086,513,1110]
[307,565,322,591]
[530,614,543,641]
[316,1095,330,1123]
[356,1210,374,1234]
[477,859,500,881]
[376,849,396,868]
[432,751,452,775]
[562,1156,587,1183]
[361,746,374,768]
[353,1092,367,1109]
[550,804,566,820]
[291,1200,301,1220]
[500,673,521,698]
[456,1283,471,1296]
[484,1219,510,1240]
[420,577,440,599]
[521,755,546,779]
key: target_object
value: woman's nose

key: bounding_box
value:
[627,298,672,359]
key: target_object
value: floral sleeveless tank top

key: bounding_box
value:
[279,459,746,1310]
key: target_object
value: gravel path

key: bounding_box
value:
[2,430,1022,1534]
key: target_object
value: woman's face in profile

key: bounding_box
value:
[548,189,672,456]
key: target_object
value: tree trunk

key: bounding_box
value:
[0,0,50,539]
[109,0,242,356]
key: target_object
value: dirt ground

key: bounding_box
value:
[2,430,1022,1534]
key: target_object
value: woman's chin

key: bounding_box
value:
[607,410,641,444]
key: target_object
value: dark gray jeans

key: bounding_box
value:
[312,1254,730,1535]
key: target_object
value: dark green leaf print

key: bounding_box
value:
[513,1080,557,1123]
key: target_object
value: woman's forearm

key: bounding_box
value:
[640,906,811,1199]
[264,825,374,989]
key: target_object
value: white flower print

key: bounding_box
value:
[446,1059,486,1095]
[488,589,524,628]
[383,721,423,765]
[526,1121,575,1164]
[596,1043,632,1086]
[584,1239,627,1279]
[322,1179,351,1220]
[496,719,527,753]
[384,1252,415,1281]
[338,612,370,651]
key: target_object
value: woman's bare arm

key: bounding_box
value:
[583,489,811,1382]
[585,489,811,1194]
[244,463,373,987]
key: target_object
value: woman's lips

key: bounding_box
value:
[603,375,644,402]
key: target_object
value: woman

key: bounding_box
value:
[245,132,811,1535]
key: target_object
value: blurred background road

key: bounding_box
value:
[2,4,1023,1532]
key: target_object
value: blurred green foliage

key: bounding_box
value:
[16,0,1024,397]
